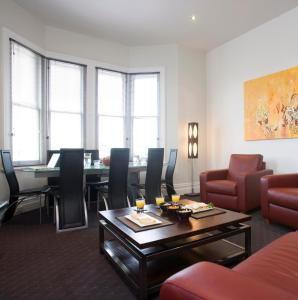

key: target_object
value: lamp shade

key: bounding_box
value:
[188,122,198,159]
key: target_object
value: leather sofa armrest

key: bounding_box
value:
[261,173,298,188]
[201,169,228,181]
[160,262,295,300]
[261,173,298,218]
[200,169,228,203]
[235,169,273,211]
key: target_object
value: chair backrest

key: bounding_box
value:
[228,154,263,180]
[145,148,164,204]
[47,150,60,186]
[0,150,20,196]
[108,148,130,210]
[0,150,19,221]
[58,148,85,229]
[165,149,178,198]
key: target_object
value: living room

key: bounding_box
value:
[1,0,298,299]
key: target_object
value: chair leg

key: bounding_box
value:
[39,195,42,224]
[102,196,108,210]
[88,186,91,210]
[46,195,49,217]
[127,196,131,207]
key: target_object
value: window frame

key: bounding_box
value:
[95,67,161,158]
[10,39,46,166]
[47,58,87,151]
[9,39,87,166]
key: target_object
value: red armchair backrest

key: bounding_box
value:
[228,154,263,180]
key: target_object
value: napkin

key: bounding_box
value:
[130,212,159,225]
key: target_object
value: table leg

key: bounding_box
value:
[138,257,148,300]
[99,220,104,255]
[245,227,251,258]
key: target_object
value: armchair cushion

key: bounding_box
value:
[228,154,263,180]
[268,188,298,211]
[205,180,237,195]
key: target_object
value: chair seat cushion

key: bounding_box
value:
[268,188,298,211]
[206,180,237,195]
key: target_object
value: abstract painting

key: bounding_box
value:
[244,66,298,140]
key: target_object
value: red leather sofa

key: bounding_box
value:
[200,154,273,212]
[261,173,298,229]
[160,231,298,300]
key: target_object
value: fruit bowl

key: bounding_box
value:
[159,202,171,212]
[176,209,192,220]
[102,156,110,166]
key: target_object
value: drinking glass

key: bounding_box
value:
[93,160,101,168]
[84,153,92,167]
[136,198,145,213]
[171,194,180,204]
[155,196,165,206]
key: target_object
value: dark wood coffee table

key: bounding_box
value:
[98,200,251,300]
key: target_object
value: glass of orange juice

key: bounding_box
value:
[155,196,165,206]
[171,194,180,204]
[136,198,145,213]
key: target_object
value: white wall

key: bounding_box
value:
[206,7,298,173]
[177,46,206,192]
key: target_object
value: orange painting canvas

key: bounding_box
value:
[244,66,298,140]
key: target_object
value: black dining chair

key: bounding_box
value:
[133,148,164,204]
[53,148,87,232]
[0,149,50,224]
[161,149,178,199]
[94,148,130,210]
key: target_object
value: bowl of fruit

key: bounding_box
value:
[102,156,110,166]
[176,208,192,220]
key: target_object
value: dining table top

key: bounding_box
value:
[19,161,150,178]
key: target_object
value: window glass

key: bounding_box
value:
[97,70,126,157]
[131,73,159,157]
[11,41,42,163]
[49,60,85,149]
[97,69,160,159]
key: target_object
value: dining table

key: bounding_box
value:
[21,161,148,178]
[19,162,150,231]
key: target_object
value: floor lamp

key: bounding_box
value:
[185,122,200,197]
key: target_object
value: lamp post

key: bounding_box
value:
[185,122,200,197]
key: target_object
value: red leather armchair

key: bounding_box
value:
[261,173,298,229]
[200,154,273,212]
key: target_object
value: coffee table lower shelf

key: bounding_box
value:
[102,235,248,299]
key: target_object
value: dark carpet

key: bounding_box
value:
[0,202,292,300]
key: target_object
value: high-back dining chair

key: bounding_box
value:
[95,148,130,210]
[145,148,164,204]
[54,148,87,232]
[162,149,178,198]
[1,150,50,223]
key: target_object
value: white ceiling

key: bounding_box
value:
[13,0,298,50]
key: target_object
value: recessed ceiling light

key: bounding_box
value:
[191,15,196,21]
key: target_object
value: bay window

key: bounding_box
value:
[97,68,160,159]
[10,40,86,165]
